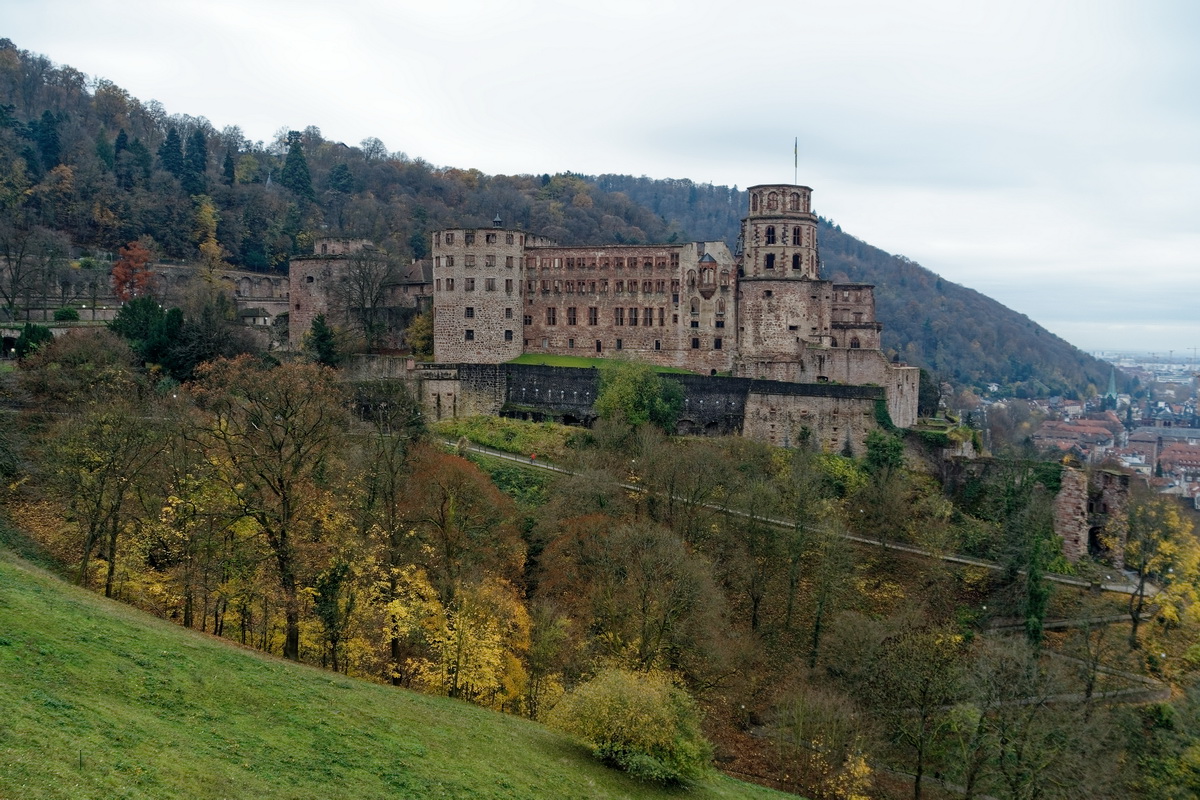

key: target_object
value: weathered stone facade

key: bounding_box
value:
[430,182,920,435]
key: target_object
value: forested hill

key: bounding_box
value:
[0,39,1108,396]
[589,175,1113,398]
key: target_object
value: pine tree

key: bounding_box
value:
[157,127,184,179]
[280,131,315,201]
[182,129,207,195]
[222,150,236,186]
[306,314,341,366]
[35,110,60,170]
[95,131,114,170]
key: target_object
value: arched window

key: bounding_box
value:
[792,227,801,246]
[690,298,700,315]
[830,338,838,348]
[720,270,729,286]
[850,338,861,349]
[765,254,775,270]
[751,193,759,212]
[789,192,800,211]
[765,226,776,244]
[767,192,778,210]
[792,254,801,270]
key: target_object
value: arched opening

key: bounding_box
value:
[789,192,800,211]
[767,192,779,210]
[850,338,861,349]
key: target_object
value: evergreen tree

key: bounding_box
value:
[280,131,315,201]
[114,128,128,157]
[306,314,341,366]
[327,163,353,194]
[35,110,60,170]
[95,131,114,170]
[157,127,184,179]
[222,149,236,186]
[182,129,207,195]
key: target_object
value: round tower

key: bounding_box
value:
[431,226,525,363]
[741,184,819,280]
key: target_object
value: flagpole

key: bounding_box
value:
[793,137,798,184]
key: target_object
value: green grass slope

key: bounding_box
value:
[0,549,790,800]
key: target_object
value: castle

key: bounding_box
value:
[430,183,919,431]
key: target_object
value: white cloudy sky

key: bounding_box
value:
[7,0,1199,355]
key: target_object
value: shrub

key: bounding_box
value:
[547,667,711,784]
[53,307,79,322]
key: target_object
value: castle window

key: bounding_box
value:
[484,255,495,267]
[485,233,496,244]
[691,320,699,328]
[659,308,665,326]
[567,307,577,325]
[566,281,574,293]
[765,254,775,270]
[690,298,700,315]
[505,307,513,319]
[691,337,700,349]
[766,226,776,244]
[629,308,638,326]
[646,308,654,327]
[542,338,548,348]
[792,254,801,270]
[568,338,575,348]
[714,338,722,350]
[446,233,454,244]
[715,320,725,328]
[670,253,679,267]
[541,280,549,292]
[616,339,623,350]
[465,278,475,291]
[505,329,513,341]
[792,227,801,246]
[601,258,610,268]
[464,306,474,318]
[465,233,475,245]
[655,340,661,350]
[643,281,652,293]
[656,258,666,269]
[506,234,514,244]
[588,307,598,325]
[505,279,513,293]
[446,278,455,290]
[767,192,779,210]
[614,308,624,326]
[850,338,861,349]
[717,298,725,315]
[589,281,596,293]
[600,280,608,292]
[789,192,800,211]
[566,258,575,269]
[764,290,772,298]
[446,256,455,267]
[752,193,759,212]
[306,275,314,283]
[830,338,838,347]
[435,233,441,246]
[465,329,474,340]
[436,279,442,291]
[656,280,665,293]
[546,307,557,325]
[524,314,532,325]
[673,314,679,324]
[485,278,496,290]
[614,257,624,268]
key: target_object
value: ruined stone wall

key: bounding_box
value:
[1055,467,1090,562]
[432,228,526,364]
[520,242,735,373]
[287,256,339,348]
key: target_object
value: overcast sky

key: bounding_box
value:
[7,0,1199,356]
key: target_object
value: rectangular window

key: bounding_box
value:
[464,306,474,318]
[446,278,455,290]
[567,307,577,325]
[505,278,513,293]
[465,278,475,291]
[670,253,679,267]
[505,307,513,319]
[714,338,723,350]
[446,256,455,267]
[504,329,513,341]
[658,308,665,326]
[629,307,639,326]
[541,280,550,293]
[645,308,653,327]
[485,233,496,244]
[691,320,699,328]
[546,307,557,325]
[615,280,624,294]
[465,329,474,340]
[485,277,496,291]
[436,278,442,291]
[523,314,532,325]
[715,320,725,328]
[465,255,475,267]
[588,307,598,325]
[506,234,514,245]
[465,232,475,245]
[691,337,700,349]
[505,256,514,267]
[568,338,575,349]
[614,257,624,268]
[484,255,495,267]
[446,233,454,244]
[616,339,623,350]
[614,308,624,326]
[654,340,661,350]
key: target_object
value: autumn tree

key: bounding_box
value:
[338,246,398,351]
[111,238,155,301]
[594,359,684,433]
[1124,491,1200,648]
[192,356,349,660]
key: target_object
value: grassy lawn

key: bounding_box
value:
[0,548,793,800]
[507,353,695,374]
[433,415,582,461]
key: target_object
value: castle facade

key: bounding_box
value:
[432,183,919,430]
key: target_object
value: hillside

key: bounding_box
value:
[0,38,1112,396]
[0,544,787,800]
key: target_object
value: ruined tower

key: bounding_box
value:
[431,226,527,363]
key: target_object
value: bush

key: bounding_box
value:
[53,307,79,322]
[547,668,711,784]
